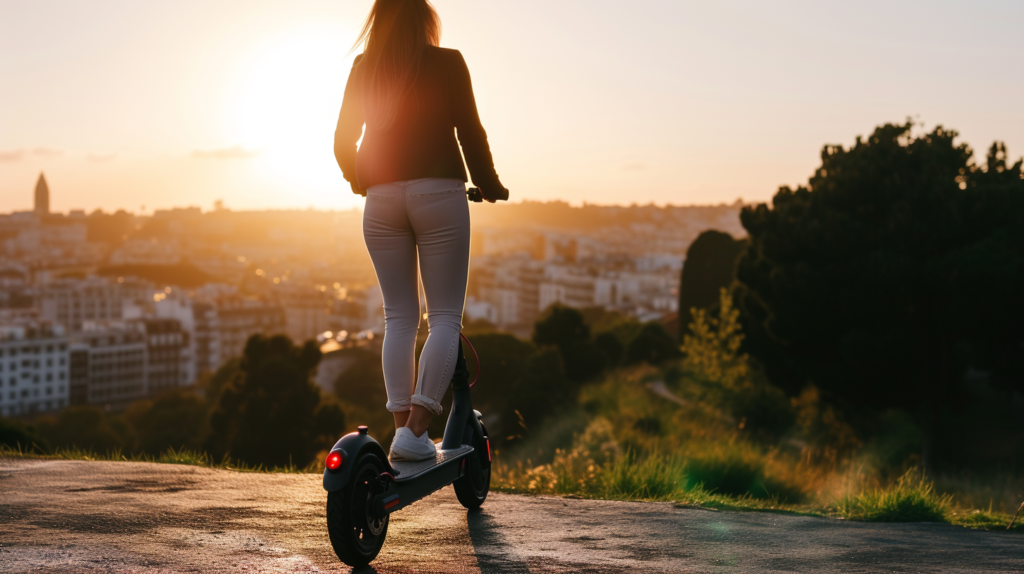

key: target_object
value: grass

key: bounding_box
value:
[481,361,1024,533]
[0,443,322,474]
[834,469,953,523]
[4,442,1021,532]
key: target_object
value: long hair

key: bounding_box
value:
[352,0,441,129]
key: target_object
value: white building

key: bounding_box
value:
[464,296,499,325]
[0,323,70,416]
[38,277,152,331]
[329,285,384,335]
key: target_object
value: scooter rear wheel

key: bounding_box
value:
[453,418,490,509]
[326,453,389,566]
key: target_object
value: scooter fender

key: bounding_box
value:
[322,430,391,492]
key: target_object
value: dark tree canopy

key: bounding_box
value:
[624,322,682,366]
[206,334,345,467]
[679,230,747,339]
[593,331,624,368]
[735,122,1024,431]
[0,417,49,453]
[124,388,209,456]
[465,333,568,444]
[533,305,590,349]
[533,305,604,382]
[35,406,132,453]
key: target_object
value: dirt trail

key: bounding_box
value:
[0,458,1020,573]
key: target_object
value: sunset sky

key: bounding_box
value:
[1,0,1022,214]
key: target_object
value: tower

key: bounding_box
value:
[34,172,49,215]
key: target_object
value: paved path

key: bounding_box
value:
[0,458,1020,573]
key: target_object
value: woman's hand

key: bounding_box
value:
[467,187,508,203]
[481,187,509,202]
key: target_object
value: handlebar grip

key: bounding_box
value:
[467,187,509,203]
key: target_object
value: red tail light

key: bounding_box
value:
[325,451,343,471]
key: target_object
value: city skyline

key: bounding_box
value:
[2,0,1022,213]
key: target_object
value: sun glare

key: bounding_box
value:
[225,25,358,208]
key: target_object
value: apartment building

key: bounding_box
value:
[277,285,333,344]
[71,323,147,407]
[0,323,70,416]
[471,253,681,331]
[137,318,192,395]
[38,277,152,331]
[216,296,287,365]
[328,285,383,335]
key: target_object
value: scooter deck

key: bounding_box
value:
[390,443,473,482]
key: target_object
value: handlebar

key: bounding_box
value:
[467,187,509,203]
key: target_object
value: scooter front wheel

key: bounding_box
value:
[453,417,491,509]
[326,452,389,566]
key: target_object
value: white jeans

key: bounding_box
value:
[363,177,470,415]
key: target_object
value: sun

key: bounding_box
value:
[224,24,359,208]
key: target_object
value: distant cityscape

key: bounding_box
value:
[0,173,745,417]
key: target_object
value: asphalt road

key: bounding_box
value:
[0,458,1020,573]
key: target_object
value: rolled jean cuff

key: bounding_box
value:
[386,399,411,413]
[411,394,443,416]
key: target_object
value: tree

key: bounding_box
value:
[34,406,133,453]
[623,322,681,365]
[0,417,49,453]
[201,357,241,405]
[465,333,568,445]
[333,348,388,413]
[681,289,748,389]
[678,230,747,339]
[533,305,590,349]
[124,388,209,455]
[735,122,1024,464]
[533,305,604,382]
[593,332,624,368]
[680,289,794,438]
[206,334,345,467]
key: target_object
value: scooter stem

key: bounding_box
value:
[440,340,473,450]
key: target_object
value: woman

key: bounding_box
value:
[334,0,506,461]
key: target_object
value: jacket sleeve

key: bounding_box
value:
[334,55,365,195]
[448,50,504,194]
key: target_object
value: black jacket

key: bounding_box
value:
[334,47,503,195]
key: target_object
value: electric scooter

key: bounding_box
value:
[322,328,491,567]
[322,187,505,567]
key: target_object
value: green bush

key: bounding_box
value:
[124,388,209,455]
[624,322,681,365]
[683,448,764,497]
[836,469,952,523]
[0,417,49,453]
[601,453,683,500]
[34,406,134,453]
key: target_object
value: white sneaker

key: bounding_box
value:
[390,427,437,462]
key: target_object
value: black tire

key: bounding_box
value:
[326,453,389,567]
[453,418,491,509]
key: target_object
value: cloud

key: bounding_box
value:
[192,145,260,160]
[31,147,63,157]
[0,149,26,162]
[620,162,648,171]
[87,152,117,162]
